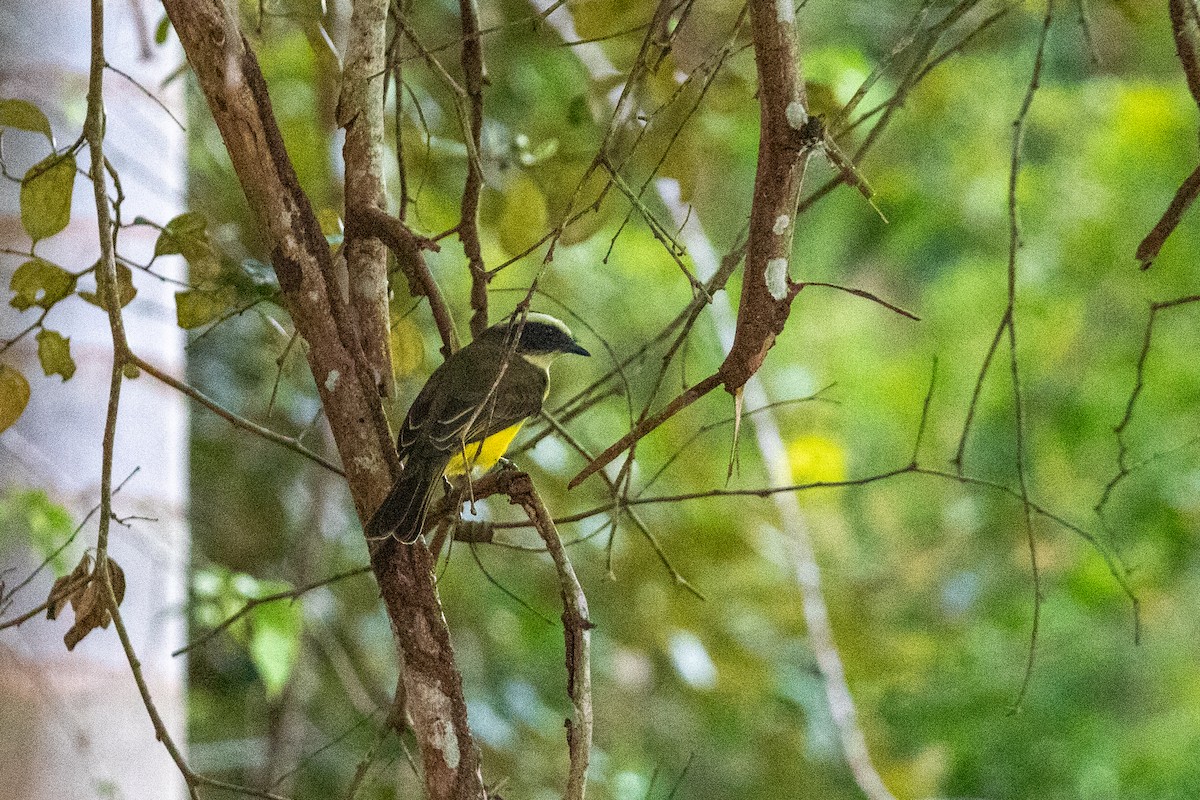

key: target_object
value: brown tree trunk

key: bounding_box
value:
[158,2,487,796]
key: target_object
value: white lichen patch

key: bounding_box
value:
[433,718,461,770]
[776,0,795,25]
[351,452,385,475]
[324,369,340,392]
[307,291,320,303]
[765,257,790,300]
[785,100,808,130]
[773,215,790,235]
[411,680,461,770]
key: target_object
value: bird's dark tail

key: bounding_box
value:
[365,457,445,543]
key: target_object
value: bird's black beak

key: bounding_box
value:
[566,341,591,357]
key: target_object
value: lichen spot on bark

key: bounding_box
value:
[766,257,790,300]
[786,100,808,130]
[355,274,377,299]
[411,680,461,770]
[773,215,790,235]
[776,0,795,25]
[324,369,340,392]
[352,451,386,476]
[432,717,461,770]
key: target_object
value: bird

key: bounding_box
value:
[366,311,590,543]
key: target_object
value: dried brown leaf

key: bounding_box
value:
[64,580,104,651]
[46,552,91,621]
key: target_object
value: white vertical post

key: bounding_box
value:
[0,1,189,798]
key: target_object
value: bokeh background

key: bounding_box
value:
[8,0,1200,797]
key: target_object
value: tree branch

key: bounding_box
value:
[458,0,489,336]
[1138,0,1200,269]
[349,205,460,357]
[718,0,813,392]
[339,0,396,395]
[495,471,592,800]
[161,3,486,796]
[569,0,819,489]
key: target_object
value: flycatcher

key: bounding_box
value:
[366,312,590,543]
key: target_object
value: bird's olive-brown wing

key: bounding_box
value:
[396,340,548,460]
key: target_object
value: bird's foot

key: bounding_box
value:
[495,456,520,472]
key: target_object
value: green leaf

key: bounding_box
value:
[20,153,76,242]
[154,15,171,45]
[175,286,236,330]
[79,263,137,310]
[0,364,31,433]
[36,329,75,381]
[497,173,549,256]
[154,211,212,261]
[0,98,53,143]
[248,591,301,697]
[9,259,77,311]
[0,488,75,574]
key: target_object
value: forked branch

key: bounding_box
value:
[570,0,821,488]
[160,2,486,796]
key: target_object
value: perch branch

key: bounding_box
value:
[349,205,460,357]
[161,2,487,795]
[495,471,592,800]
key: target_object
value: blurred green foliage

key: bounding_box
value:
[178,1,1200,798]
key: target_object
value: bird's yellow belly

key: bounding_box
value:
[444,422,524,476]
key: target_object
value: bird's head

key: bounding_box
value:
[481,312,590,368]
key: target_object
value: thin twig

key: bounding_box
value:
[568,372,723,489]
[1003,0,1054,713]
[1136,161,1200,270]
[129,353,345,476]
[797,281,920,320]
[104,61,187,131]
[173,566,371,656]
[541,411,705,599]
[1097,295,1200,513]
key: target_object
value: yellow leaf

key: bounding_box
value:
[497,173,549,257]
[0,364,31,433]
[20,153,75,242]
[0,98,54,142]
[9,258,76,311]
[389,313,426,378]
[787,434,847,485]
[36,328,75,381]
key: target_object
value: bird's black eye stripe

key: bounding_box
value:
[517,320,570,353]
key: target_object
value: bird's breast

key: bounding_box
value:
[443,422,525,477]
